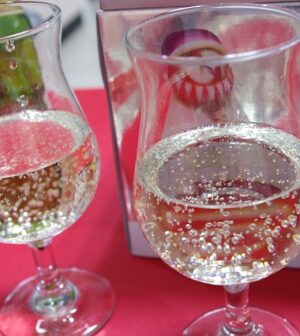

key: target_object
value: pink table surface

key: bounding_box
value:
[0,88,299,335]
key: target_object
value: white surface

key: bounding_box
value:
[61,0,103,89]
[41,0,82,26]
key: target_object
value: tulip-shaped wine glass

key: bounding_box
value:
[126,4,300,335]
[0,2,114,335]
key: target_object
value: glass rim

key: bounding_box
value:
[0,1,61,42]
[125,3,300,65]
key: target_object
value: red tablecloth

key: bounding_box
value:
[0,88,299,335]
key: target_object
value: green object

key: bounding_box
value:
[0,5,45,112]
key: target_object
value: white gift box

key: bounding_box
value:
[97,0,300,268]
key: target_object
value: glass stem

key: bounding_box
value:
[30,239,62,292]
[222,284,253,335]
[29,239,77,315]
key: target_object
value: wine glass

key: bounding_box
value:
[126,4,300,335]
[0,2,114,334]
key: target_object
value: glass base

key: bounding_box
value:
[0,268,115,335]
[183,307,299,336]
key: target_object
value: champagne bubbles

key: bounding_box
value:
[0,110,97,244]
[280,258,290,266]
[9,59,18,70]
[5,39,15,53]
[292,234,300,245]
[136,123,300,285]
[17,95,29,109]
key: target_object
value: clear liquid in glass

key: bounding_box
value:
[135,123,300,285]
[0,110,99,243]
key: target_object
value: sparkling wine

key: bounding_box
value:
[0,110,99,243]
[135,123,300,285]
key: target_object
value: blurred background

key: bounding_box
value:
[54,0,103,89]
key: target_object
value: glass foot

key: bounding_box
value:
[183,307,299,336]
[0,268,115,335]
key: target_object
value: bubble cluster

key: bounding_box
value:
[135,123,300,285]
[9,59,17,70]
[0,110,99,244]
[5,39,15,53]
[17,94,29,108]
